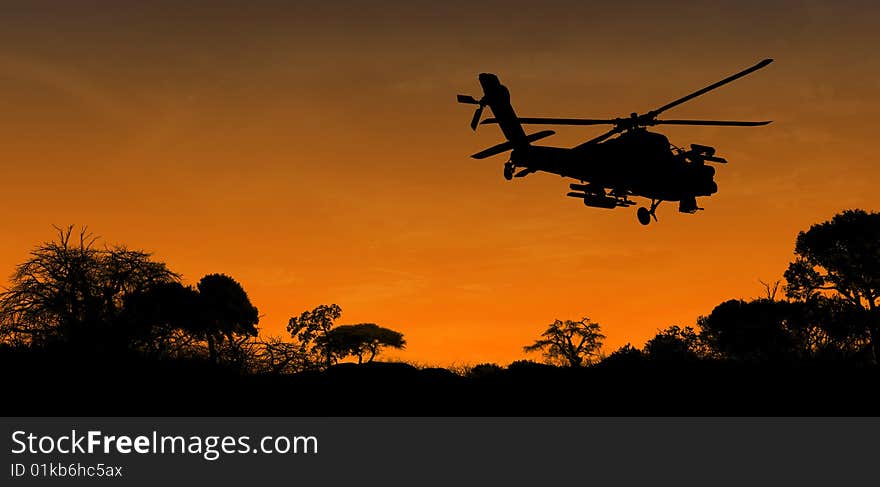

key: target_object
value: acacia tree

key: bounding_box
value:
[320,323,405,364]
[784,209,880,361]
[524,317,605,367]
[0,226,178,349]
[286,304,342,370]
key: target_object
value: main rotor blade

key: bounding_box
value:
[481,117,771,127]
[482,117,617,126]
[650,119,772,126]
[457,94,480,105]
[647,58,773,117]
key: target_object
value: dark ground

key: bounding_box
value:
[3,349,878,416]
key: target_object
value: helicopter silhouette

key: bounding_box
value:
[457,59,773,225]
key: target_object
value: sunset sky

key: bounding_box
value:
[0,1,878,365]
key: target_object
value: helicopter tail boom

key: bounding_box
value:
[459,73,552,159]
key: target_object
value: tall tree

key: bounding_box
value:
[784,209,880,360]
[524,317,605,367]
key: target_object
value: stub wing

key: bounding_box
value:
[470,130,556,159]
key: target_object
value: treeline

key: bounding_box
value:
[633,208,879,366]
[0,226,405,375]
[1,209,879,373]
[513,209,879,369]
[0,210,877,414]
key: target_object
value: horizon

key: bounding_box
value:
[1,1,878,365]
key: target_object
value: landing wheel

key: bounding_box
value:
[637,207,651,226]
[503,162,515,180]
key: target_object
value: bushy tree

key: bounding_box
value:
[117,274,261,368]
[601,343,645,367]
[698,299,805,362]
[0,226,177,349]
[796,296,872,362]
[784,209,880,361]
[196,274,259,365]
[524,317,605,367]
[120,281,201,357]
[643,325,704,362]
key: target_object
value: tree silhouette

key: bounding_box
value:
[119,275,259,366]
[524,317,605,367]
[286,304,342,370]
[468,363,504,379]
[249,335,307,374]
[0,226,177,349]
[194,274,259,365]
[698,299,805,362]
[784,209,880,361]
[643,325,704,362]
[121,281,202,357]
[801,296,873,362]
[320,323,405,364]
[600,343,645,368]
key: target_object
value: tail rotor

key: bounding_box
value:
[457,94,487,130]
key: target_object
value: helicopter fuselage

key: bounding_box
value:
[509,129,718,204]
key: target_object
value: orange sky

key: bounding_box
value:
[0,1,878,365]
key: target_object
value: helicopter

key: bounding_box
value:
[457,59,773,225]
